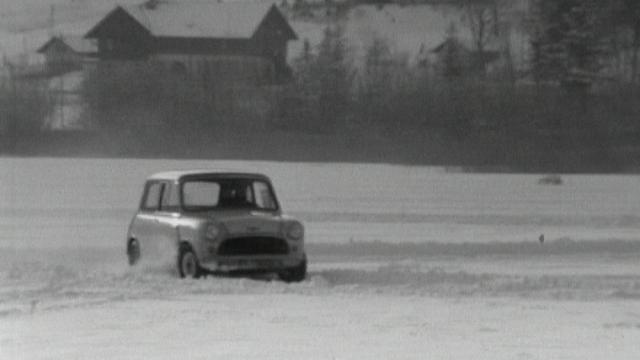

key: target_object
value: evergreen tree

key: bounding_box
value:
[437,24,466,79]
[289,25,354,132]
[358,37,393,129]
[361,37,393,98]
[291,38,316,98]
[530,0,611,91]
[612,0,640,83]
[315,24,354,131]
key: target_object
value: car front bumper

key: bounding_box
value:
[199,254,305,273]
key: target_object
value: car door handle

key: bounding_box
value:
[247,226,259,232]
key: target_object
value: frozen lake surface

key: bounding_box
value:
[1,158,640,359]
[2,157,640,247]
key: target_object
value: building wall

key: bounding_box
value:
[152,53,275,86]
[154,38,254,56]
[45,51,83,73]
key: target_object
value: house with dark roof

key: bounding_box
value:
[37,36,98,75]
[84,0,297,85]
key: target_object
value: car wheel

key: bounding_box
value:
[279,256,307,283]
[127,239,141,266]
[178,246,201,279]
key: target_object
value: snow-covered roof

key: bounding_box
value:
[61,36,98,54]
[38,35,97,54]
[121,0,277,39]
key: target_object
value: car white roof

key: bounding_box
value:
[148,169,269,181]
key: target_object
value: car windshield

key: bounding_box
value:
[181,178,278,211]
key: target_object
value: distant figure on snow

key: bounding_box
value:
[539,234,544,244]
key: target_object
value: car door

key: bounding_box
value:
[133,181,165,258]
[155,181,181,254]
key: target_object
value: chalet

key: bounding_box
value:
[84,0,298,85]
[37,36,98,75]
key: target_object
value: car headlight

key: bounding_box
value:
[205,223,220,240]
[286,222,304,240]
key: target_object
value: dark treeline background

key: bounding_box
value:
[2,0,640,172]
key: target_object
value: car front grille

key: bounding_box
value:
[217,236,289,256]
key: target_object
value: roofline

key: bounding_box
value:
[86,3,295,41]
[38,36,97,54]
[85,6,152,39]
[251,4,298,41]
[36,37,60,53]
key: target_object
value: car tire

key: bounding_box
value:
[278,255,307,283]
[178,245,202,279]
[127,239,141,266]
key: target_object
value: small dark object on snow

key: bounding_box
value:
[539,234,544,244]
[538,174,563,185]
[30,300,38,314]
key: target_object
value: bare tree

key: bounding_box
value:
[462,0,500,75]
[614,0,640,83]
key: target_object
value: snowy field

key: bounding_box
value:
[2,157,640,359]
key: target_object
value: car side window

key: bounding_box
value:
[141,182,163,211]
[160,182,180,212]
[253,181,277,210]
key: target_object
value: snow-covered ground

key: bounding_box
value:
[2,158,640,359]
[4,292,639,360]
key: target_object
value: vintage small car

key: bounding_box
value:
[126,170,307,282]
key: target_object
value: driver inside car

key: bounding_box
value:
[219,182,252,208]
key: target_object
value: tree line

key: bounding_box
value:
[279,0,640,170]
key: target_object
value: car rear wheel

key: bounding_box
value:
[278,256,307,283]
[127,239,140,266]
[178,246,201,279]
